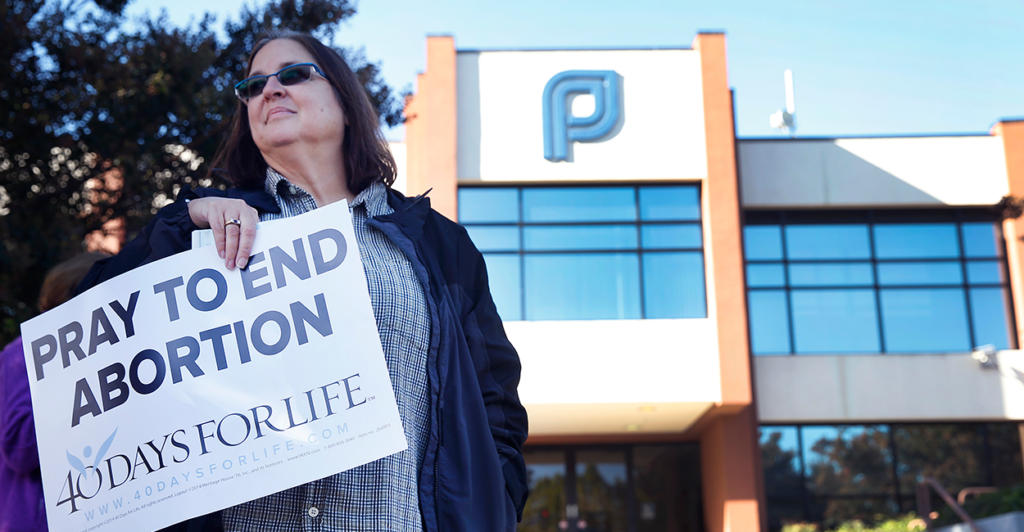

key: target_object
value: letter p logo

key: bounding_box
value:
[542,70,621,162]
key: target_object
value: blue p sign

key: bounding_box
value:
[542,70,621,162]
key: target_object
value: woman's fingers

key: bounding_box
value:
[236,209,259,270]
[188,198,213,228]
[187,198,259,270]
[223,221,241,269]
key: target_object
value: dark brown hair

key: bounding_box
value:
[39,252,110,312]
[209,30,396,193]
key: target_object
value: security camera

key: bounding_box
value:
[971,344,998,370]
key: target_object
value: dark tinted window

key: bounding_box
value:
[761,423,1023,531]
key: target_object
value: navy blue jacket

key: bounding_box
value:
[77,185,530,532]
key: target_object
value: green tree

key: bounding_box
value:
[577,463,629,532]
[0,0,403,345]
[892,423,1022,521]
[761,430,806,529]
[804,426,897,527]
[518,470,566,532]
[934,483,1024,527]
[762,430,803,498]
[892,424,986,499]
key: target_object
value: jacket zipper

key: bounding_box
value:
[412,237,445,532]
[379,214,444,532]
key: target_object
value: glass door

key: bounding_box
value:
[575,448,633,532]
[519,449,569,532]
[518,444,702,532]
[633,445,704,532]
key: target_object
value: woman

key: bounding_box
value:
[1,252,110,532]
[78,30,528,532]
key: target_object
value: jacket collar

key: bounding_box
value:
[218,183,427,232]
[224,186,281,214]
[379,187,432,242]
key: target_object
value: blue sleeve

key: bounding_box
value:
[73,186,254,293]
[0,337,39,475]
[76,189,203,293]
[76,186,281,293]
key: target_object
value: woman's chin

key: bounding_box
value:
[255,132,302,152]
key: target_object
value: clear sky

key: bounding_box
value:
[125,0,1024,140]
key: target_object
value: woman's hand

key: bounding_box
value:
[187,197,259,270]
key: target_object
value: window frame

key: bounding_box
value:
[459,183,707,321]
[743,209,1017,355]
[759,421,1023,531]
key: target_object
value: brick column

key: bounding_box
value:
[403,36,458,221]
[993,120,1024,348]
[693,31,765,532]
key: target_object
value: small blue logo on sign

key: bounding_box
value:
[66,427,118,480]
[542,70,621,162]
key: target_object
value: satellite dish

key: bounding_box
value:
[770,110,794,130]
[770,69,797,137]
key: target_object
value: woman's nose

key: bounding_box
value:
[262,75,286,98]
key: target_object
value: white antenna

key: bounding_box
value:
[770,69,797,137]
[785,69,795,115]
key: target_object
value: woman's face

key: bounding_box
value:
[246,39,346,158]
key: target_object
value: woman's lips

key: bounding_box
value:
[266,107,295,122]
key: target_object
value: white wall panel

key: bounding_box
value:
[506,319,721,405]
[525,402,714,436]
[457,49,708,182]
[756,351,1024,423]
[506,318,721,435]
[739,136,1009,207]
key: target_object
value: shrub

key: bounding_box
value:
[782,514,925,532]
[934,484,1024,527]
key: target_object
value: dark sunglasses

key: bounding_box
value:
[234,63,327,102]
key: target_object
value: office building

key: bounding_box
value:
[397,32,1024,532]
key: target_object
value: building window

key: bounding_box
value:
[520,444,703,532]
[744,211,1015,355]
[460,185,707,321]
[760,423,1024,531]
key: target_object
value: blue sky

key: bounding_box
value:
[125,0,1024,140]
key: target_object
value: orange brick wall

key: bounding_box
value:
[694,32,765,532]
[402,36,458,221]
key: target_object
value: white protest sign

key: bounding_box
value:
[20,200,407,532]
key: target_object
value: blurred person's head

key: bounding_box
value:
[211,29,396,195]
[38,252,110,312]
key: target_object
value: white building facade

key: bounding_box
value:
[400,33,1024,532]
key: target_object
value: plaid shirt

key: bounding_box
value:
[221,169,431,531]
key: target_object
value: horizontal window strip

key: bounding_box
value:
[747,284,1007,290]
[481,248,706,254]
[461,184,707,321]
[461,219,703,226]
[746,257,998,264]
[743,213,1014,355]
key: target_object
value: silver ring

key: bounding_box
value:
[224,218,242,228]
